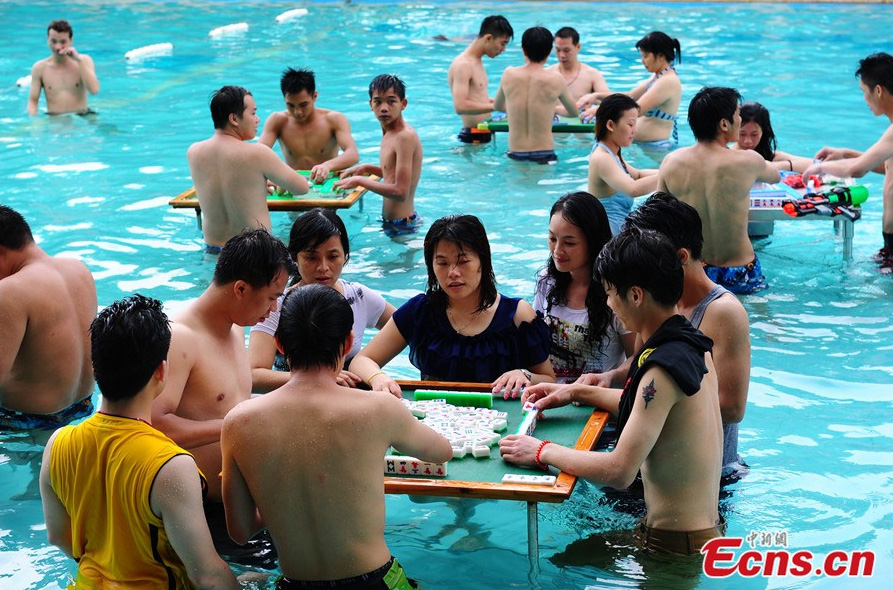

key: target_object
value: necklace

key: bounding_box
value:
[562,64,581,87]
[447,306,480,334]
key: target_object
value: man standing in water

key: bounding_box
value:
[802,52,893,273]
[28,19,100,116]
[547,27,610,117]
[447,15,514,144]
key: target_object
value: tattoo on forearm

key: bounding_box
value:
[642,379,656,408]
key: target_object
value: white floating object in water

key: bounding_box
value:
[125,43,173,61]
[16,75,32,87]
[209,23,249,38]
[276,8,309,23]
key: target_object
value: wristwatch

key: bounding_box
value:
[520,368,532,381]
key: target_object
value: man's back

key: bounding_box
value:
[640,356,722,530]
[224,384,449,580]
[187,136,273,248]
[497,65,573,152]
[660,145,769,267]
[0,255,95,415]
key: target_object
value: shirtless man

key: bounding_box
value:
[1,206,96,432]
[151,229,293,566]
[27,20,99,116]
[335,75,423,237]
[447,15,513,144]
[547,27,609,117]
[501,229,724,555]
[222,284,451,587]
[259,68,359,183]
[494,27,578,164]
[801,52,893,272]
[187,85,310,252]
[658,86,779,294]
[625,193,750,475]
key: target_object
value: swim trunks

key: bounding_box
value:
[507,150,557,164]
[0,396,94,431]
[203,501,278,570]
[381,213,422,237]
[638,138,676,150]
[703,256,767,295]
[277,557,417,590]
[634,516,727,555]
[457,127,492,144]
[204,244,223,254]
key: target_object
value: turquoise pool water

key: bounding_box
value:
[2,1,892,588]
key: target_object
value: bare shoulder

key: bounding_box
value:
[323,108,349,126]
[265,110,288,128]
[513,298,538,324]
[701,292,749,333]
[30,58,48,76]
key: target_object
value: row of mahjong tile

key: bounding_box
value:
[401,398,512,458]
[382,455,557,487]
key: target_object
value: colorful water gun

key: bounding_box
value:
[782,185,868,221]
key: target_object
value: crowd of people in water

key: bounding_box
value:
[3,13,893,590]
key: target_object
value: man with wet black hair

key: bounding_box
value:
[502,228,724,555]
[40,294,238,589]
[547,27,609,116]
[28,19,99,115]
[222,285,451,588]
[494,26,578,163]
[803,52,893,272]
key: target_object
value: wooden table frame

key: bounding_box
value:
[389,380,609,576]
[168,179,375,231]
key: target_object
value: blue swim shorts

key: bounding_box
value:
[381,213,422,237]
[0,396,94,431]
[704,256,768,295]
[507,150,557,164]
[205,244,223,254]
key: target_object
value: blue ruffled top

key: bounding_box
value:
[392,293,551,383]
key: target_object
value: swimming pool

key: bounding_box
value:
[2,1,892,588]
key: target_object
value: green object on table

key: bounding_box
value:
[413,390,493,408]
[272,171,344,199]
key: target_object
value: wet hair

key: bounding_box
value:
[596,228,683,307]
[688,86,741,142]
[739,102,777,161]
[540,192,613,346]
[0,206,34,250]
[47,20,72,37]
[479,15,513,40]
[521,27,553,63]
[278,284,354,372]
[369,74,406,100]
[209,85,252,130]
[625,191,704,261]
[280,67,316,96]
[213,229,295,289]
[554,27,579,45]
[423,215,497,313]
[90,294,170,402]
[635,31,681,64]
[595,93,641,150]
[856,52,893,95]
[288,208,350,283]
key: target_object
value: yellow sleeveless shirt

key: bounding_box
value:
[50,412,205,589]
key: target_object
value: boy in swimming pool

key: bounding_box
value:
[547,27,610,117]
[335,75,423,237]
[447,15,514,144]
[802,52,893,272]
[259,68,359,184]
[40,295,238,589]
[657,86,779,294]
[27,20,99,116]
[501,229,725,555]
[188,85,310,251]
[494,26,579,163]
[222,284,451,589]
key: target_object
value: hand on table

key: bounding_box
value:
[499,434,543,468]
[492,369,530,400]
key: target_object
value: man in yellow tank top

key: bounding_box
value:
[39,295,237,590]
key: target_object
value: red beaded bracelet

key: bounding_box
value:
[535,439,552,470]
